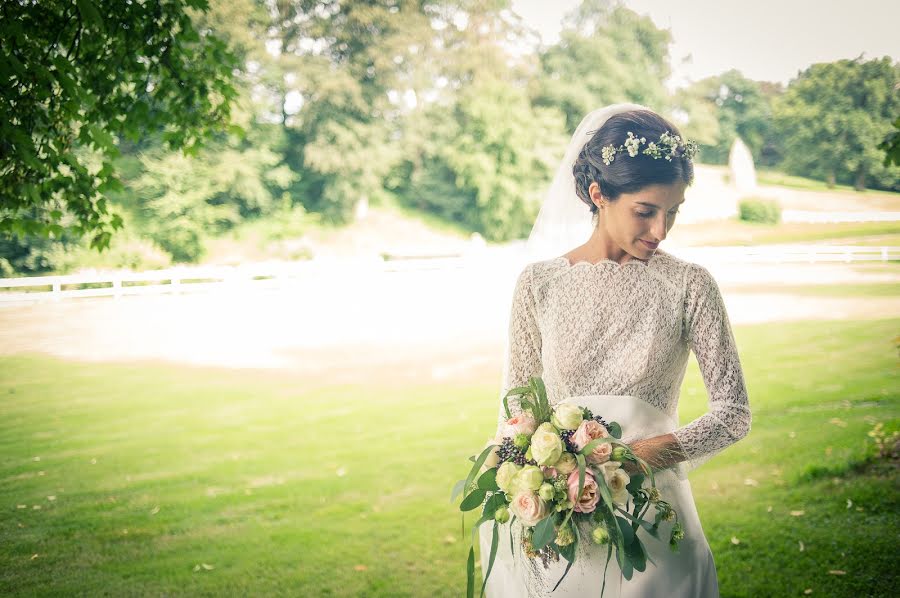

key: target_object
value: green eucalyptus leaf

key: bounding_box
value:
[477,467,499,491]
[532,515,557,550]
[460,488,487,512]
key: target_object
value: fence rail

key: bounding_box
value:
[1,245,897,305]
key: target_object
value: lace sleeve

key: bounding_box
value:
[673,263,752,473]
[495,264,543,437]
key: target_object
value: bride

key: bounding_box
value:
[479,104,752,597]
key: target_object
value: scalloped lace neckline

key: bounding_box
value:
[554,251,663,269]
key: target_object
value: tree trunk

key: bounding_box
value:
[854,168,867,192]
[826,170,836,188]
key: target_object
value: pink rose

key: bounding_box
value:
[542,466,558,479]
[571,419,612,464]
[566,470,600,513]
[509,491,548,526]
[503,413,538,438]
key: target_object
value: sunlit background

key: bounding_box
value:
[1,1,898,596]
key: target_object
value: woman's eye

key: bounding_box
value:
[637,211,653,218]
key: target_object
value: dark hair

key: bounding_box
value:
[573,109,694,213]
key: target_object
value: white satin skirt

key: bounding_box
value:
[480,395,719,598]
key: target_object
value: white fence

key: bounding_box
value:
[0,245,897,305]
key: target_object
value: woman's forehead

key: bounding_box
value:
[624,183,686,208]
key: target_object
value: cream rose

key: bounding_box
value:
[511,464,544,493]
[554,452,577,475]
[571,419,612,465]
[530,424,563,467]
[599,461,631,505]
[496,462,521,492]
[503,413,538,438]
[509,491,548,526]
[551,403,585,430]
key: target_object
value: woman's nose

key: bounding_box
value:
[651,216,668,242]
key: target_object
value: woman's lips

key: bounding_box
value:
[640,240,659,249]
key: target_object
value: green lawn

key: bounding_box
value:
[1,319,898,597]
[756,170,900,198]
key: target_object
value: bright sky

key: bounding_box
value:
[511,0,900,88]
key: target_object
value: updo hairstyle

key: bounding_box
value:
[573,110,695,215]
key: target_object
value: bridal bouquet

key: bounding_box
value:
[452,376,684,597]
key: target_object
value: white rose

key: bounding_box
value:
[551,404,585,430]
[496,462,521,492]
[530,425,563,467]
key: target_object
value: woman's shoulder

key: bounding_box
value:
[516,256,571,290]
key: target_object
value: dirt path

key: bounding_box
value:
[1,261,897,383]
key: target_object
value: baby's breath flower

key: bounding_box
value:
[601,144,618,165]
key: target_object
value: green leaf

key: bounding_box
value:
[607,421,622,439]
[575,453,586,502]
[479,521,500,598]
[466,546,475,598]
[625,473,645,496]
[460,489,487,512]
[615,507,659,538]
[477,467,498,491]
[626,533,647,572]
[616,516,634,547]
[532,514,557,550]
[578,436,615,457]
[450,479,466,503]
[75,0,103,29]
[465,445,496,496]
[480,492,506,523]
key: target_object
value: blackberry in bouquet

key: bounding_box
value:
[452,376,685,597]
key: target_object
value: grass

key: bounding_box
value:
[669,220,900,248]
[1,318,898,596]
[756,170,900,198]
[724,282,900,298]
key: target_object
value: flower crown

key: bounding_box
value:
[600,131,699,166]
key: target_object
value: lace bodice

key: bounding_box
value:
[495,249,751,473]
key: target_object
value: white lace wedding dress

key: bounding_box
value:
[479,249,752,597]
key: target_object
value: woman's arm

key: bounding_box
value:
[657,263,752,474]
[495,264,543,437]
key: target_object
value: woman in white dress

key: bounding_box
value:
[479,105,752,597]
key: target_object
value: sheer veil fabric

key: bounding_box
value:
[524,103,648,263]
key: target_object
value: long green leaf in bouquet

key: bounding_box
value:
[528,376,550,421]
[502,385,532,419]
[451,478,467,503]
[466,545,475,598]
[464,444,496,499]
[479,521,500,598]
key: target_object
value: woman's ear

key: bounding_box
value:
[588,181,605,210]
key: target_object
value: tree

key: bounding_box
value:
[0,0,238,250]
[531,0,671,133]
[388,1,567,241]
[678,70,782,166]
[773,56,900,190]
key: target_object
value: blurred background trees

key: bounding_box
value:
[2,0,898,275]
